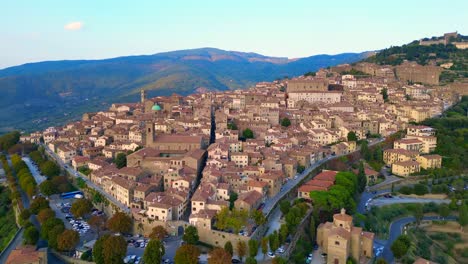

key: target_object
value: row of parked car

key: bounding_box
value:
[123,255,141,264]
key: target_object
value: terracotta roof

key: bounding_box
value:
[298,184,328,192]
[237,190,262,206]
[333,212,353,222]
[420,154,442,160]
[328,227,351,240]
[156,135,202,144]
[314,170,338,181]
[6,246,46,264]
[395,138,423,144]
[393,160,420,167]
[247,180,268,188]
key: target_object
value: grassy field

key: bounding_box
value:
[0,186,19,252]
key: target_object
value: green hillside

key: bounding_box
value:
[364,33,468,83]
[0,48,369,133]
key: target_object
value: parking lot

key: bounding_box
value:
[49,195,99,246]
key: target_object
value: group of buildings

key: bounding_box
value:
[19,59,465,263]
[384,125,442,177]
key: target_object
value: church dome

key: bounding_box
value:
[151,103,162,111]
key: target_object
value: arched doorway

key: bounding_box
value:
[178,226,184,236]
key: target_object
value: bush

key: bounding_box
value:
[399,186,413,195]
[431,184,449,194]
[413,184,429,195]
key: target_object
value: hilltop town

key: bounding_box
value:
[6,31,467,264]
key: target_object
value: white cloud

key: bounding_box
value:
[64,21,83,31]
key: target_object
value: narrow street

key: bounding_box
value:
[43,147,130,213]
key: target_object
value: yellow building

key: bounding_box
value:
[317,209,374,264]
[392,160,420,177]
[394,138,424,153]
[416,155,442,170]
[383,149,420,165]
[405,135,437,154]
[406,125,436,137]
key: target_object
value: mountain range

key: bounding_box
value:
[0,48,371,132]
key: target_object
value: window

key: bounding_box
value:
[335,241,340,245]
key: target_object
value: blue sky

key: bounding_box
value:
[0,0,466,68]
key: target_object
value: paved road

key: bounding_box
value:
[22,157,47,185]
[0,229,24,264]
[43,147,130,213]
[0,157,53,263]
[357,189,389,214]
[369,196,450,207]
[382,216,457,263]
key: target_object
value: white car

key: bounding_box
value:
[268,251,275,258]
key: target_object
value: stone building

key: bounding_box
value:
[287,79,329,92]
[395,62,442,85]
[317,209,374,264]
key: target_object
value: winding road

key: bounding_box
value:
[382,216,457,263]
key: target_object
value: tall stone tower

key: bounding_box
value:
[141,89,146,104]
[145,121,154,146]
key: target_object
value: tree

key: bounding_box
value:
[143,239,165,264]
[248,239,258,258]
[40,160,60,177]
[106,212,132,233]
[413,184,428,195]
[297,165,305,173]
[237,240,247,261]
[93,234,110,264]
[438,204,450,219]
[245,257,257,264]
[57,230,80,253]
[391,238,409,259]
[261,237,268,259]
[459,203,468,231]
[376,258,388,264]
[413,204,424,226]
[39,180,57,196]
[208,248,232,264]
[88,215,106,236]
[114,153,127,169]
[357,161,367,193]
[19,209,31,226]
[149,225,168,240]
[242,128,254,139]
[269,231,280,252]
[453,179,464,192]
[347,131,358,142]
[360,141,371,161]
[272,257,287,264]
[48,225,65,250]
[227,122,238,130]
[309,217,316,243]
[70,198,93,218]
[76,178,87,189]
[24,226,39,245]
[280,117,291,127]
[229,192,238,210]
[41,217,64,240]
[279,200,290,215]
[278,224,288,244]
[29,196,49,214]
[250,210,266,226]
[224,241,233,256]
[103,235,127,264]
[183,225,199,245]
[37,208,56,224]
[175,244,200,264]
[381,88,389,101]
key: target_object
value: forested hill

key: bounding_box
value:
[0,48,369,133]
